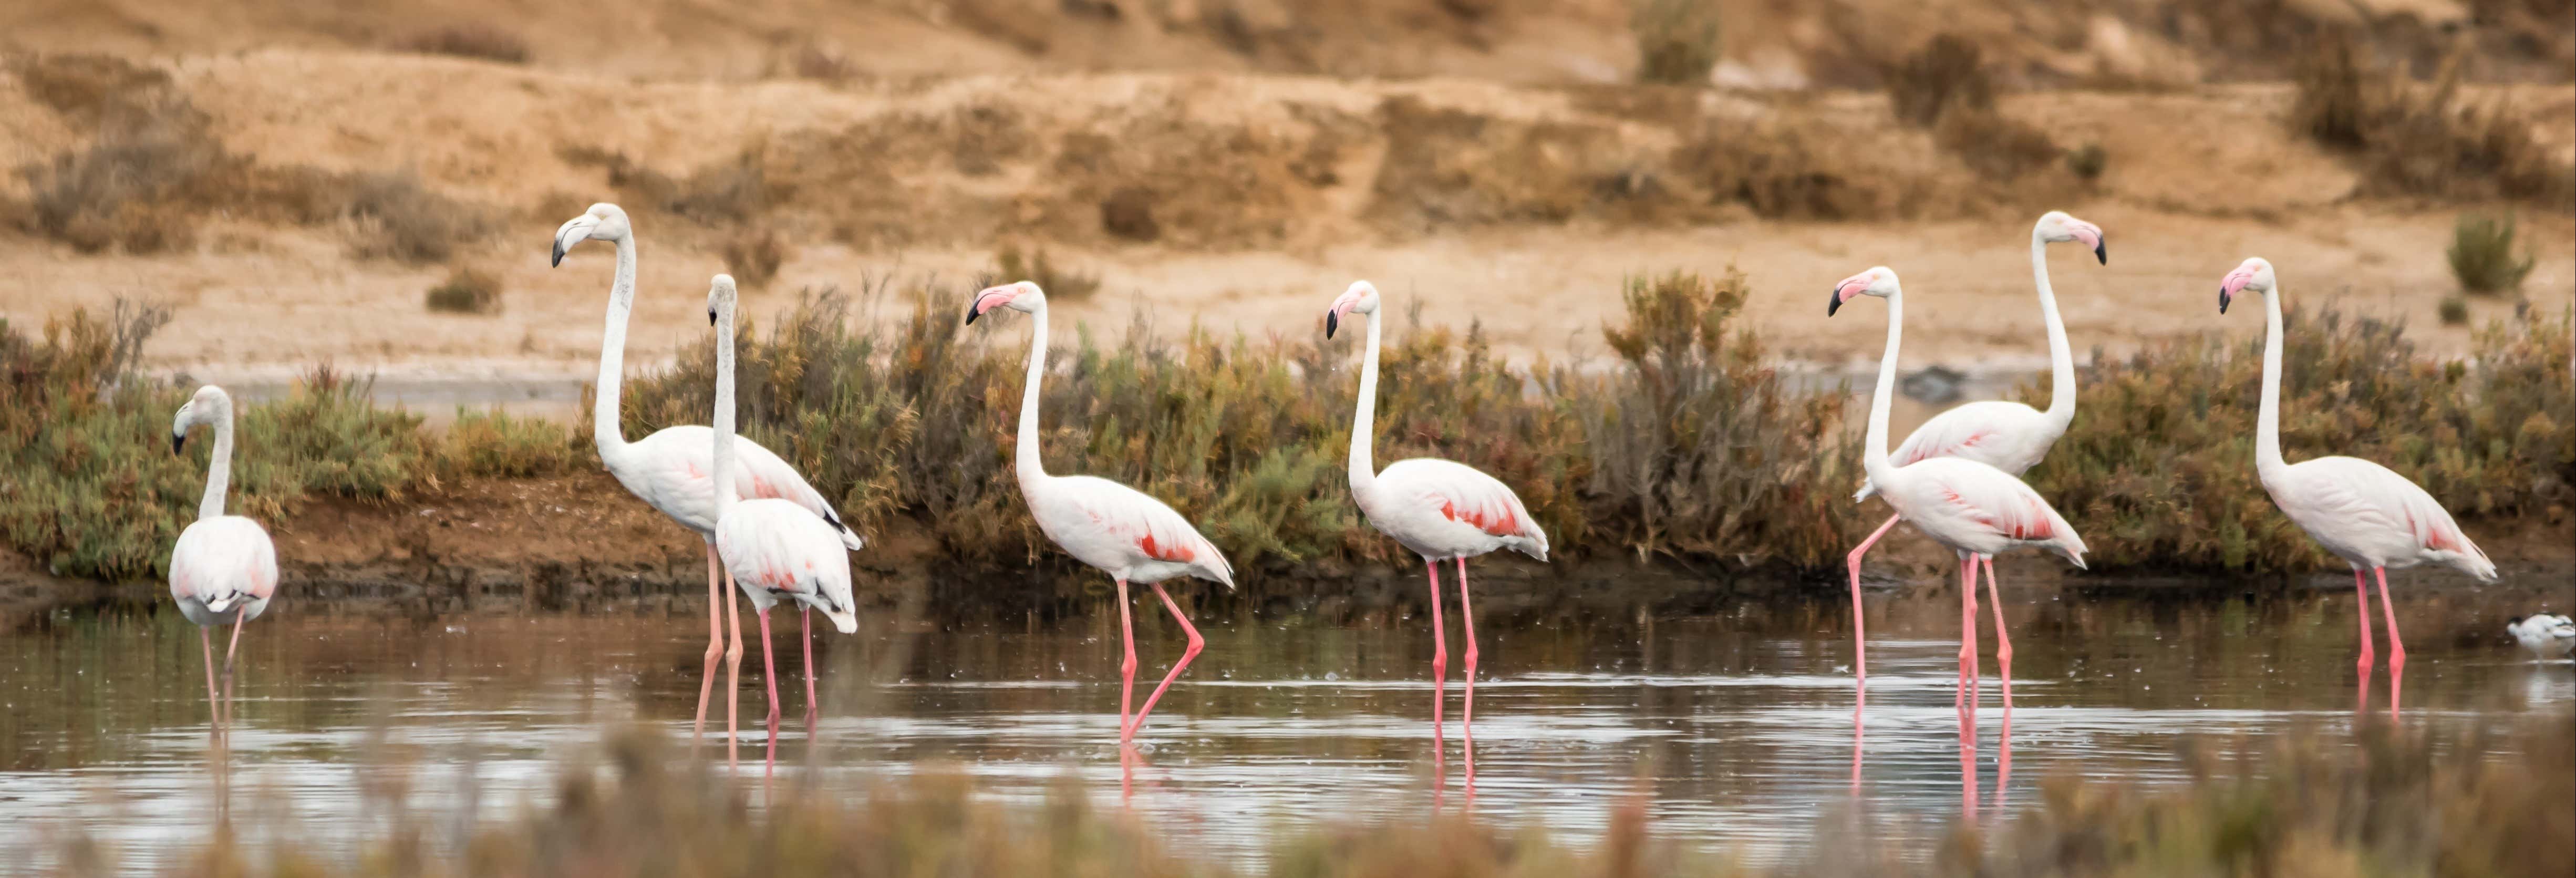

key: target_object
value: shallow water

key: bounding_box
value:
[3,578,2570,870]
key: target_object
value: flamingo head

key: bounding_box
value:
[965,281,1044,325]
[705,274,737,326]
[1323,281,1381,339]
[551,203,631,267]
[824,606,857,635]
[1826,266,1900,316]
[2035,211,2106,264]
[170,385,232,455]
[2218,257,2273,315]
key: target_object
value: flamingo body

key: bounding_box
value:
[716,497,857,627]
[1872,457,2087,564]
[2263,456,2495,580]
[608,426,862,549]
[1856,400,2055,501]
[170,516,278,627]
[1026,474,1235,586]
[1358,458,1549,562]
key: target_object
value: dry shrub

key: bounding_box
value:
[2292,33,2574,204]
[6,53,172,123]
[720,227,788,291]
[1886,34,1992,128]
[399,25,531,64]
[989,245,1100,302]
[561,147,774,226]
[1369,95,1690,231]
[2448,212,2534,295]
[2440,294,2471,325]
[2065,141,2108,182]
[423,267,502,315]
[1933,105,2063,180]
[1631,0,1721,86]
[349,171,490,264]
[1675,118,1908,221]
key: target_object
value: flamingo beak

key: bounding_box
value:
[708,306,718,327]
[2219,268,2253,314]
[1325,309,1338,339]
[550,216,595,267]
[965,288,1011,325]
[171,432,186,456]
[1827,280,1864,317]
[2077,225,2106,264]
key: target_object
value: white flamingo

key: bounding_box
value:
[1844,212,2103,708]
[1829,267,2088,718]
[2218,257,2497,716]
[552,203,862,761]
[1325,281,1549,786]
[966,281,1235,749]
[705,274,859,777]
[168,385,278,742]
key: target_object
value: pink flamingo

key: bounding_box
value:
[2217,257,2496,719]
[1844,211,2103,717]
[1829,267,2088,718]
[967,281,1236,750]
[168,385,278,745]
[706,275,861,777]
[553,204,862,762]
[1325,281,1550,789]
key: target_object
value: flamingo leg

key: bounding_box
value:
[2375,566,2404,721]
[1425,560,1448,778]
[725,572,744,771]
[2352,569,2375,675]
[694,542,723,753]
[756,607,782,778]
[1128,583,1205,740]
[1456,557,1479,794]
[1846,514,1900,722]
[200,627,221,745]
[221,615,248,730]
[1957,555,1979,718]
[802,607,819,735]
[1115,578,1137,745]
[1981,556,2012,713]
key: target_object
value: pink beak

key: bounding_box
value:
[965,286,1014,324]
[2218,267,2256,314]
[1826,277,1869,316]
[2070,223,2106,264]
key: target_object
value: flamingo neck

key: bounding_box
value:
[712,295,739,513]
[198,399,234,521]
[1015,305,1051,487]
[2032,233,2076,431]
[1348,312,1381,494]
[2256,286,2288,479]
[593,234,638,460]
[1863,291,1904,486]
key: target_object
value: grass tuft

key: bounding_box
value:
[2291,33,2573,204]
[1631,0,1722,86]
[399,25,532,64]
[721,226,789,291]
[1886,34,1992,128]
[2447,212,2534,295]
[423,266,502,315]
[990,245,1101,303]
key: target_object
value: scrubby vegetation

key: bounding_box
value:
[399,25,532,64]
[1631,0,1722,86]
[69,714,2574,876]
[2447,212,2534,295]
[2020,304,2575,571]
[423,266,502,314]
[721,226,789,291]
[2291,34,2573,205]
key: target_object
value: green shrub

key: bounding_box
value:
[2066,141,2108,182]
[1631,0,1722,86]
[2440,295,2470,325]
[2019,304,2574,571]
[2447,212,2534,295]
[721,226,788,291]
[442,408,588,479]
[424,266,502,314]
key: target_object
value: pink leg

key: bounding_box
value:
[1957,556,1979,718]
[222,615,248,729]
[725,575,744,771]
[694,544,723,753]
[2375,567,2405,721]
[1129,583,1207,739]
[1425,560,1449,776]
[200,628,221,744]
[1115,579,1137,744]
[1456,557,1480,794]
[1981,556,2012,712]
[1847,515,1900,724]
[756,608,782,778]
[2353,569,2375,675]
[801,607,819,734]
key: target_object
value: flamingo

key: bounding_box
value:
[2507,614,2575,662]
[705,274,860,777]
[1844,211,2103,712]
[168,385,278,745]
[2217,257,2497,716]
[1323,281,1549,787]
[966,281,1235,751]
[1828,267,2088,718]
[552,203,862,763]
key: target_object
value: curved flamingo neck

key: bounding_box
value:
[712,293,739,514]
[1863,291,1905,487]
[1015,305,1052,488]
[2255,286,2288,480]
[1348,312,1381,495]
[593,234,638,461]
[2031,232,2076,431]
[198,398,234,521]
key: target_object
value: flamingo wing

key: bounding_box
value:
[170,516,278,608]
[1380,458,1549,551]
[1907,458,2086,560]
[1859,401,2051,501]
[623,426,861,549]
[1041,476,1234,587]
[716,499,855,613]
[2279,457,2492,579]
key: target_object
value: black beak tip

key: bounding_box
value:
[171,435,185,456]
[708,311,718,327]
[1826,289,1844,317]
[2219,290,2231,314]
[2094,243,2107,265]
[964,303,981,325]
[550,244,566,267]
[1325,312,1338,339]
